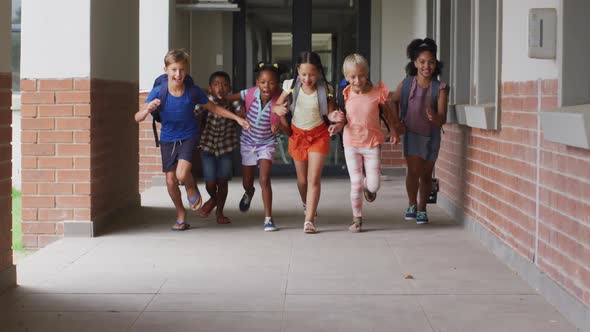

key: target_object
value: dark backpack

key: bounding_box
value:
[151,74,203,147]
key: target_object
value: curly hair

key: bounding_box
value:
[404,38,443,78]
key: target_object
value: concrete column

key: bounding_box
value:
[0,0,16,292]
[20,0,139,246]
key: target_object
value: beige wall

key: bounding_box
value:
[379,0,428,89]
[188,12,233,88]
[502,0,559,81]
[91,0,139,82]
[21,0,91,78]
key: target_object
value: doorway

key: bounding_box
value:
[234,0,369,176]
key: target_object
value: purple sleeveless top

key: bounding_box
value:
[404,78,446,137]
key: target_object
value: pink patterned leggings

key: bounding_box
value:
[344,146,381,217]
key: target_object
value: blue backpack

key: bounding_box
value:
[151,74,204,147]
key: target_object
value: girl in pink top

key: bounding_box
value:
[329,54,401,232]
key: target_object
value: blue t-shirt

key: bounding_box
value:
[146,85,209,142]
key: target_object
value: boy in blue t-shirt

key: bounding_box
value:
[135,49,250,231]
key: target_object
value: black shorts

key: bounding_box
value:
[160,135,199,172]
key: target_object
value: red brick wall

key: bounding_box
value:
[91,79,140,221]
[438,79,590,307]
[381,141,405,168]
[138,92,162,192]
[20,78,91,247]
[0,72,12,272]
[20,78,139,248]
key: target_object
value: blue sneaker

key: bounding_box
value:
[416,211,429,225]
[264,218,278,232]
[239,188,255,212]
[405,205,417,220]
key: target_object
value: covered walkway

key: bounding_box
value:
[0,178,576,331]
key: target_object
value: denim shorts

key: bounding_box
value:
[403,130,441,161]
[160,135,199,172]
[201,151,233,181]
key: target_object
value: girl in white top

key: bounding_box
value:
[273,51,339,233]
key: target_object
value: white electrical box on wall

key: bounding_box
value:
[528,8,557,59]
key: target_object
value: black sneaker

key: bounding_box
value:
[239,188,255,212]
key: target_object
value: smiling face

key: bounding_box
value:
[345,64,369,94]
[209,75,230,100]
[297,63,320,88]
[414,50,436,79]
[256,70,279,103]
[164,60,188,88]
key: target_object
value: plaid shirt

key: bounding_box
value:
[198,97,239,156]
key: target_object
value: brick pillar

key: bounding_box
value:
[20,79,92,247]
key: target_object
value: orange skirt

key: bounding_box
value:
[288,123,330,162]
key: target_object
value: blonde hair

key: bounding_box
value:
[342,53,369,77]
[164,49,190,67]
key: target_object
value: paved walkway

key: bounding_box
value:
[0,178,578,331]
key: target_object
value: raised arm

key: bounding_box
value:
[135,99,160,123]
[204,101,250,130]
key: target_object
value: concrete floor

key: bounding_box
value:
[0,178,578,331]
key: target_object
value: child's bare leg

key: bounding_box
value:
[405,156,422,206]
[242,165,255,194]
[258,159,273,217]
[294,160,308,205]
[418,161,435,211]
[205,180,217,205]
[177,159,197,198]
[216,179,229,217]
[305,152,325,222]
[166,171,186,224]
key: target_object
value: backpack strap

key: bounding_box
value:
[400,76,413,121]
[152,78,169,147]
[289,77,329,120]
[244,87,257,115]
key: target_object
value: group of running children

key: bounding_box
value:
[134,38,449,233]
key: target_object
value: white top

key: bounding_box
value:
[282,79,323,130]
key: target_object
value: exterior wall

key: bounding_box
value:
[438,1,590,310]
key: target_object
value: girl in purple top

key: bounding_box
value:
[390,38,449,225]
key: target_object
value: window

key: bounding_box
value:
[438,0,502,130]
[560,0,590,107]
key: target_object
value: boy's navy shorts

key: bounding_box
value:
[160,135,199,172]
